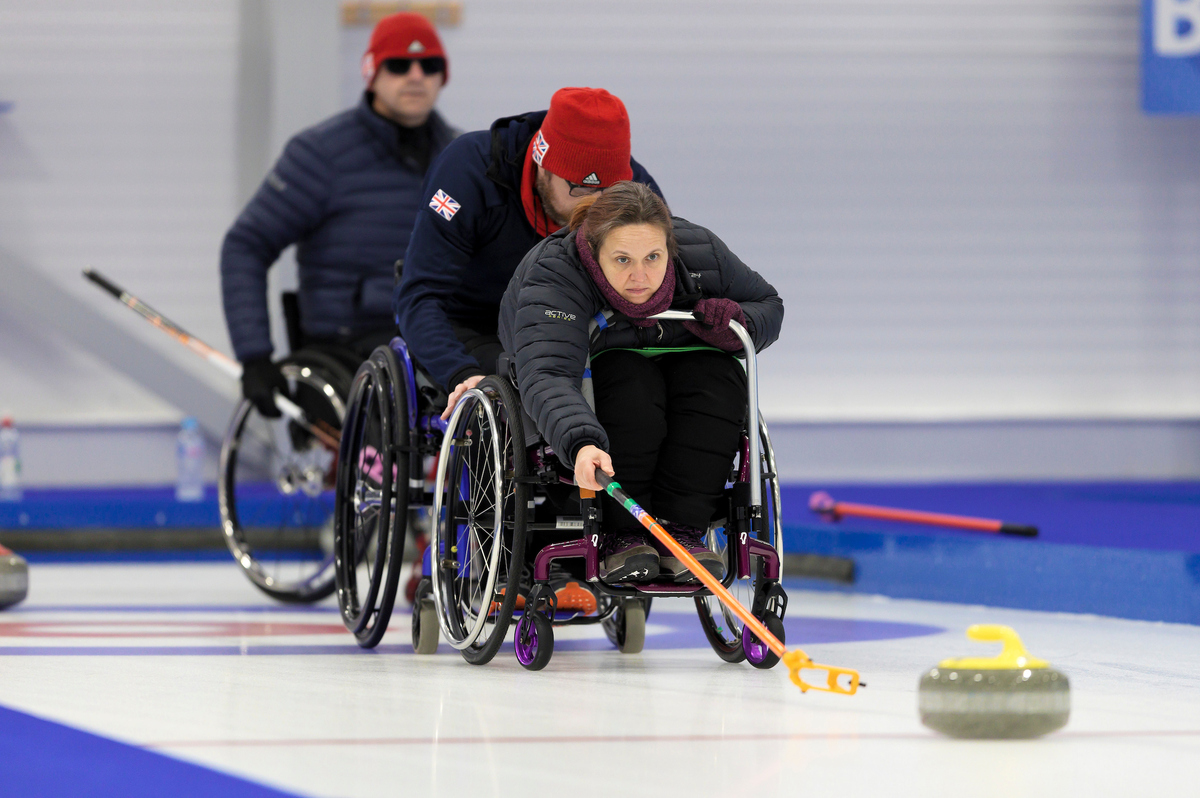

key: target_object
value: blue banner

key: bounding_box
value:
[1143,0,1200,114]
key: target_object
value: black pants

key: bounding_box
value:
[590,349,747,532]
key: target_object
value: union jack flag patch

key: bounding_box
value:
[429,189,460,221]
[532,130,549,165]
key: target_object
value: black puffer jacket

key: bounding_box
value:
[498,218,783,464]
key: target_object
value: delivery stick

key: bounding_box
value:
[83,269,338,449]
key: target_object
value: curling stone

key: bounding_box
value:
[919,625,1069,739]
[0,543,29,609]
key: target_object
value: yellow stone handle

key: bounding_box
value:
[938,625,1049,670]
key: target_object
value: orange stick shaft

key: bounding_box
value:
[648,519,786,658]
[599,476,786,658]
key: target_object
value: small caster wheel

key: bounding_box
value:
[603,598,646,654]
[412,597,439,655]
[743,613,785,670]
[404,530,428,606]
[514,612,554,670]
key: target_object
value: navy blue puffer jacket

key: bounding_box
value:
[221,95,457,361]
[394,111,660,390]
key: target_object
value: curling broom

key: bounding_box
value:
[808,491,1038,537]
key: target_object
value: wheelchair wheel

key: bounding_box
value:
[412,580,440,655]
[514,612,554,670]
[430,376,529,666]
[695,419,783,661]
[743,612,785,669]
[602,597,648,654]
[333,346,410,647]
[219,350,351,603]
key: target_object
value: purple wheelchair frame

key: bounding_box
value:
[386,336,446,582]
[396,311,782,616]
[389,336,447,439]
[526,309,782,614]
[528,432,780,606]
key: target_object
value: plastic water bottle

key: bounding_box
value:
[175,416,205,502]
[0,416,21,502]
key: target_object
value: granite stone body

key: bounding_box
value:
[919,666,1070,739]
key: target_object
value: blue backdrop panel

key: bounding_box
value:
[0,486,330,530]
[781,482,1200,553]
[1143,0,1200,113]
[787,524,1200,625]
[783,483,1200,624]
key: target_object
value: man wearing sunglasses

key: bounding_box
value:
[394,87,662,403]
[220,12,457,419]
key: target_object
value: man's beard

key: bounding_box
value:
[534,169,570,227]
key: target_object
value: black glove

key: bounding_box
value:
[241,356,287,419]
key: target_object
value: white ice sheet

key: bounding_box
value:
[0,563,1197,797]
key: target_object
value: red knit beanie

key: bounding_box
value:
[361,12,449,85]
[533,87,632,188]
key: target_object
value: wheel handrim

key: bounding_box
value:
[220,362,344,600]
[431,388,512,651]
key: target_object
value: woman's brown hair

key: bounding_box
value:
[567,181,677,261]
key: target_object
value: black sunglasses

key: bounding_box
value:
[565,179,603,198]
[382,57,445,76]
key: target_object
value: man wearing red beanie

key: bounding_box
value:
[395,87,660,616]
[394,87,661,397]
[221,12,457,419]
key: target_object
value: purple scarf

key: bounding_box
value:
[575,226,674,327]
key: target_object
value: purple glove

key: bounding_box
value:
[682,298,747,352]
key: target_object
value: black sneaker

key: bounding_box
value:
[653,523,725,583]
[600,530,660,583]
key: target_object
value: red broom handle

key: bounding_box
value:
[809,491,1037,537]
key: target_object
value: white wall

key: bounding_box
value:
[0,0,241,423]
[2,0,1199,484]
[344,0,1200,423]
[0,0,343,430]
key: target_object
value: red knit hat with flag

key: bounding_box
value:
[533,87,632,188]
[361,12,449,85]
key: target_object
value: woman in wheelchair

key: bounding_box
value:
[493,181,783,584]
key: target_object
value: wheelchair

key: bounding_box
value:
[218,292,363,603]
[333,310,785,669]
